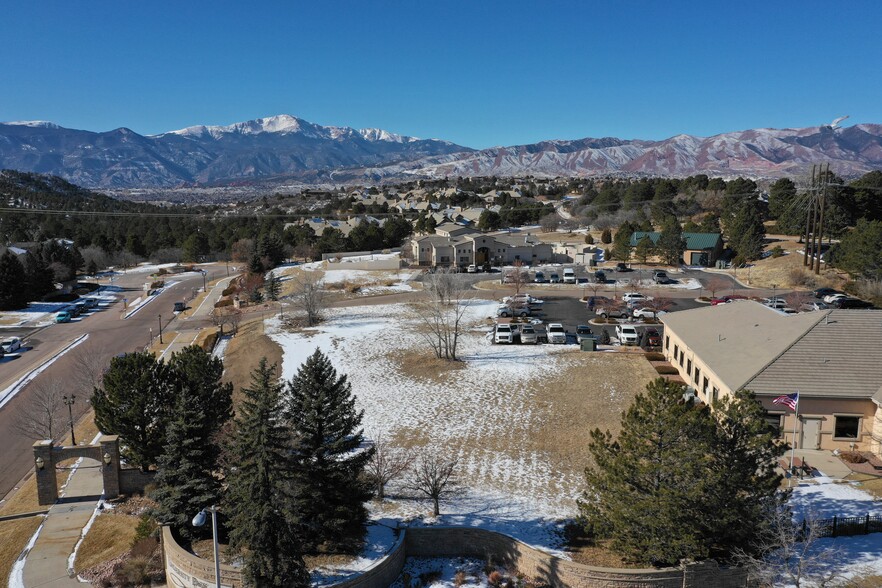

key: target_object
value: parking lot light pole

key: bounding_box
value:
[192,506,221,588]
[63,395,76,445]
[202,270,207,292]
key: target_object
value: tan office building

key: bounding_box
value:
[661,302,882,456]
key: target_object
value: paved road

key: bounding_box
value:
[0,266,227,501]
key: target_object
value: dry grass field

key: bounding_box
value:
[73,512,139,573]
[0,517,41,583]
[221,315,284,405]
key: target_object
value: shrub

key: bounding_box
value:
[655,365,679,375]
[347,284,362,294]
[157,268,168,276]
[132,514,158,545]
[697,296,711,302]
[789,268,816,288]
[645,352,665,361]
[114,556,151,587]
[221,286,237,297]
[149,280,164,290]
[839,451,868,464]
[770,245,784,258]
[214,298,234,308]
[488,571,504,587]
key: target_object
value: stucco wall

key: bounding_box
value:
[163,526,747,588]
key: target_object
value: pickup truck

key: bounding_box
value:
[497,305,531,318]
[547,323,567,344]
[616,324,640,345]
[563,268,576,283]
[652,270,668,284]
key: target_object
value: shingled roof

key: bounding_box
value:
[745,309,882,399]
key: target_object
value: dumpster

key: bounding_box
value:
[580,338,597,352]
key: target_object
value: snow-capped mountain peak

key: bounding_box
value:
[162,114,310,139]
[358,128,417,143]
[3,120,62,129]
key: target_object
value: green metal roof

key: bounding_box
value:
[629,231,721,250]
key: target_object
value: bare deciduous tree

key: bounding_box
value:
[211,307,243,336]
[366,431,415,500]
[13,379,67,441]
[70,341,113,394]
[411,269,472,361]
[406,451,459,516]
[706,276,731,299]
[735,507,844,588]
[291,271,325,326]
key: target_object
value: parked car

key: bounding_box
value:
[615,262,632,272]
[712,294,748,305]
[832,297,874,309]
[575,325,595,342]
[800,301,829,312]
[502,270,530,284]
[466,264,478,273]
[549,273,561,284]
[67,304,82,317]
[576,277,589,284]
[504,293,542,306]
[644,328,662,347]
[494,324,515,344]
[763,298,787,309]
[616,324,640,345]
[497,305,530,318]
[595,306,630,319]
[652,270,668,284]
[813,287,840,299]
[173,301,187,312]
[563,268,576,284]
[55,311,72,323]
[594,270,607,283]
[547,323,567,344]
[823,293,849,304]
[533,271,548,283]
[781,307,799,315]
[519,324,538,345]
[1,337,22,353]
[622,292,653,304]
[82,297,99,309]
[633,307,666,319]
[73,301,89,315]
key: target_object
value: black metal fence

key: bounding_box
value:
[804,514,882,538]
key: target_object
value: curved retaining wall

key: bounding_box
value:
[162,525,747,588]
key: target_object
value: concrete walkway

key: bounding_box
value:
[21,459,103,587]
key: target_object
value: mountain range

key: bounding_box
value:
[1,115,881,189]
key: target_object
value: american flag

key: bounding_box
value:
[773,392,799,411]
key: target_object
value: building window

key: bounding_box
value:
[440,256,450,263]
[673,343,679,358]
[687,359,692,376]
[712,387,719,403]
[764,412,784,437]
[694,366,700,385]
[679,351,684,367]
[665,335,670,350]
[833,415,861,440]
[702,376,709,396]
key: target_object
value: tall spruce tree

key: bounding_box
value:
[152,346,234,537]
[285,349,374,553]
[580,378,717,566]
[729,201,766,261]
[226,359,309,588]
[92,351,174,471]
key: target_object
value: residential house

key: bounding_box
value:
[629,232,724,266]
[660,302,882,456]
[411,232,552,268]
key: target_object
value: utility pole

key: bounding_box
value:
[815,163,830,275]
[158,314,164,344]
[803,165,816,267]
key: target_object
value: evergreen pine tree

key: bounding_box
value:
[600,228,612,244]
[285,349,374,553]
[248,252,264,274]
[730,201,766,261]
[634,235,656,264]
[703,390,786,559]
[265,272,281,301]
[579,378,717,566]
[86,259,99,277]
[657,217,686,266]
[226,359,309,588]
[23,252,56,300]
[0,251,28,310]
[611,221,634,262]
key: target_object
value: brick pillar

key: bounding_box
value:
[33,440,58,505]
[99,435,121,500]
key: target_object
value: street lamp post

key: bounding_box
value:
[202,270,207,292]
[193,506,221,588]
[63,395,76,445]
[158,314,164,344]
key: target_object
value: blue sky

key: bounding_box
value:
[2,1,880,148]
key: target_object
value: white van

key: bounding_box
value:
[563,267,576,284]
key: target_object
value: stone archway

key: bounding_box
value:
[32,435,121,505]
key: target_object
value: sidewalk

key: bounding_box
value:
[19,460,103,587]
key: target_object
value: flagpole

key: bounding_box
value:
[788,391,800,486]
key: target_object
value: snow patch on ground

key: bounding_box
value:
[311,522,400,585]
[266,300,577,552]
